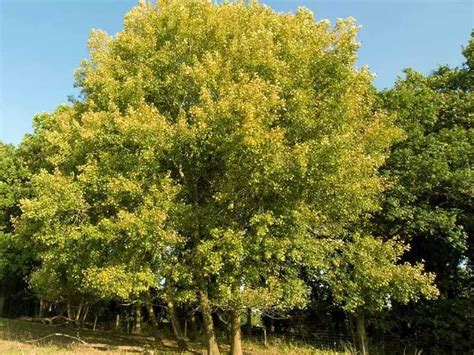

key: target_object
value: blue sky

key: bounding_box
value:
[1,0,472,145]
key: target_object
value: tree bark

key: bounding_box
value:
[115,313,120,331]
[127,309,131,334]
[348,313,356,350]
[246,308,252,337]
[189,312,198,341]
[134,301,142,334]
[81,304,89,327]
[75,300,83,327]
[38,299,44,318]
[355,310,368,355]
[144,292,164,347]
[198,279,220,355]
[230,309,243,355]
[168,300,189,351]
[66,300,73,320]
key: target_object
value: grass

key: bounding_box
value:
[0,318,349,354]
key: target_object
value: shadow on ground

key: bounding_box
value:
[0,318,206,354]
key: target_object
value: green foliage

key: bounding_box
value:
[365,31,474,354]
[15,108,180,301]
[323,234,438,314]
[14,0,403,315]
[0,143,34,288]
[378,31,473,297]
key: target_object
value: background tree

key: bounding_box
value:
[323,234,438,354]
[0,110,58,316]
[375,31,473,353]
[0,143,32,317]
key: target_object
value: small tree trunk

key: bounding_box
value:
[198,279,220,355]
[349,314,357,350]
[144,292,164,347]
[66,300,73,320]
[76,300,84,327]
[81,305,89,327]
[38,299,44,318]
[127,308,131,334]
[230,309,243,355]
[135,301,142,333]
[93,315,98,331]
[0,287,5,317]
[189,313,198,341]
[246,308,252,337]
[168,300,189,351]
[355,310,368,355]
[115,313,121,331]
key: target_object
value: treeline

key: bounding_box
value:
[0,1,472,354]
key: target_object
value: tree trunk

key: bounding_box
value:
[198,279,220,355]
[168,300,189,351]
[144,292,164,347]
[81,304,89,327]
[75,300,84,327]
[0,286,5,317]
[348,313,356,350]
[189,312,198,341]
[127,309,131,334]
[135,301,142,334]
[66,300,73,320]
[230,309,243,355]
[38,299,44,318]
[355,310,368,355]
[115,313,120,331]
[246,308,252,337]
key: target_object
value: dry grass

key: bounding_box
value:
[0,318,349,354]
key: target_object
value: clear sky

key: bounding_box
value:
[1,0,472,145]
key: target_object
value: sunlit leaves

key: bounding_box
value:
[324,235,439,313]
[15,0,406,312]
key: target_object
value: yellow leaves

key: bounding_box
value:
[324,234,439,313]
[123,0,157,37]
[250,212,275,237]
[107,174,141,194]
[87,29,112,61]
[20,171,86,220]
[122,105,169,139]
[291,142,311,172]
[19,0,419,313]
[83,265,155,300]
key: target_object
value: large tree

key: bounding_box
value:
[73,1,402,353]
[12,1,433,354]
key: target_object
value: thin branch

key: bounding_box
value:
[25,333,88,344]
[117,300,137,306]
